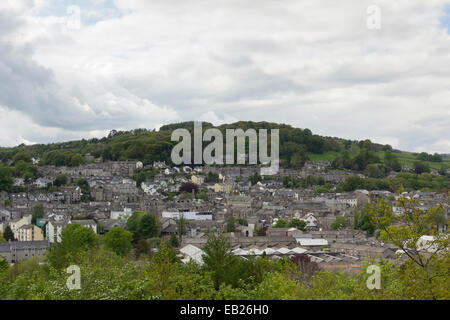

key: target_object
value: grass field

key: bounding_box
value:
[376,151,450,171]
[307,149,450,171]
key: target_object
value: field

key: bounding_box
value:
[307,149,450,171]
[375,151,450,171]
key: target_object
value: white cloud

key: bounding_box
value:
[0,0,449,153]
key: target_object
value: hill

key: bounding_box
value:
[0,121,448,174]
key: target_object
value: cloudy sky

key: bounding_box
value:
[1,0,450,153]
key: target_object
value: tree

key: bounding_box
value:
[3,198,11,207]
[205,172,220,183]
[76,178,91,201]
[331,216,351,230]
[138,213,161,239]
[47,223,99,268]
[179,182,199,194]
[290,152,307,169]
[32,204,44,224]
[368,197,450,300]
[273,219,289,228]
[169,233,179,248]
[249,173,262,185]
[0,256,8,274]
[289,219,306,231]
[353,206,376,236]
[127,211,161,241]
[384,150,401,172]
[14,161,37,181]
[202,233,236,290]
[12,151,31,163]
[177,213,187,244]
[3,226,14,241]
[426,206,448,231]
[53,174,68,187]
[59,223,98,255]
[291,254,319,282]
[236,218,248,226]
[338,175,366,192]
[414,161,430,174]
[104,227,133,257]
[0,231,6,242]
[0,166,14,192]
[135,239,151,259]
[364,164,382,178]
[148,241,180,294]
[133,171,146,188]
[69,154,85,167]
[226,216,236,232]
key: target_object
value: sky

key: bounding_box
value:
[0,0,449,153]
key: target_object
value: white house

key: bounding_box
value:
[301,213,318,230]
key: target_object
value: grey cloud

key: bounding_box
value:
[0,1,449,153]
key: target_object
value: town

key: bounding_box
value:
[1,155,448,274]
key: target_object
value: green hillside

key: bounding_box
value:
[0,121,448,175]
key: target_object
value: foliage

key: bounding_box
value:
[40,150,86,167]
[53,174,68,187]
[0,166,14,192]
[413,161,430,174]
[179,182,199,194]
[126,211,161,242]
[417,152,442,163]
[169,233,179,248]
[368,197,450,300]
[134,239,151,259]
[225,217,236,232]
[76,178,91,202]
[12,161,38,182]
[205,172,220,183]
[202,233,236,290]
[47,223,99,268]
[32,204,45,224]
[314,184,333,194]
[353,206,376,236]
[0,121,402,172]
[0,223,448,300]
[289,219,306,231]
[337,172,449,193]
[236,218,248,226]
[104,227,133,257]
[273,219,289,228]
[3,226,15,241]
[331,216,351,230]
[249,173,262,185]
